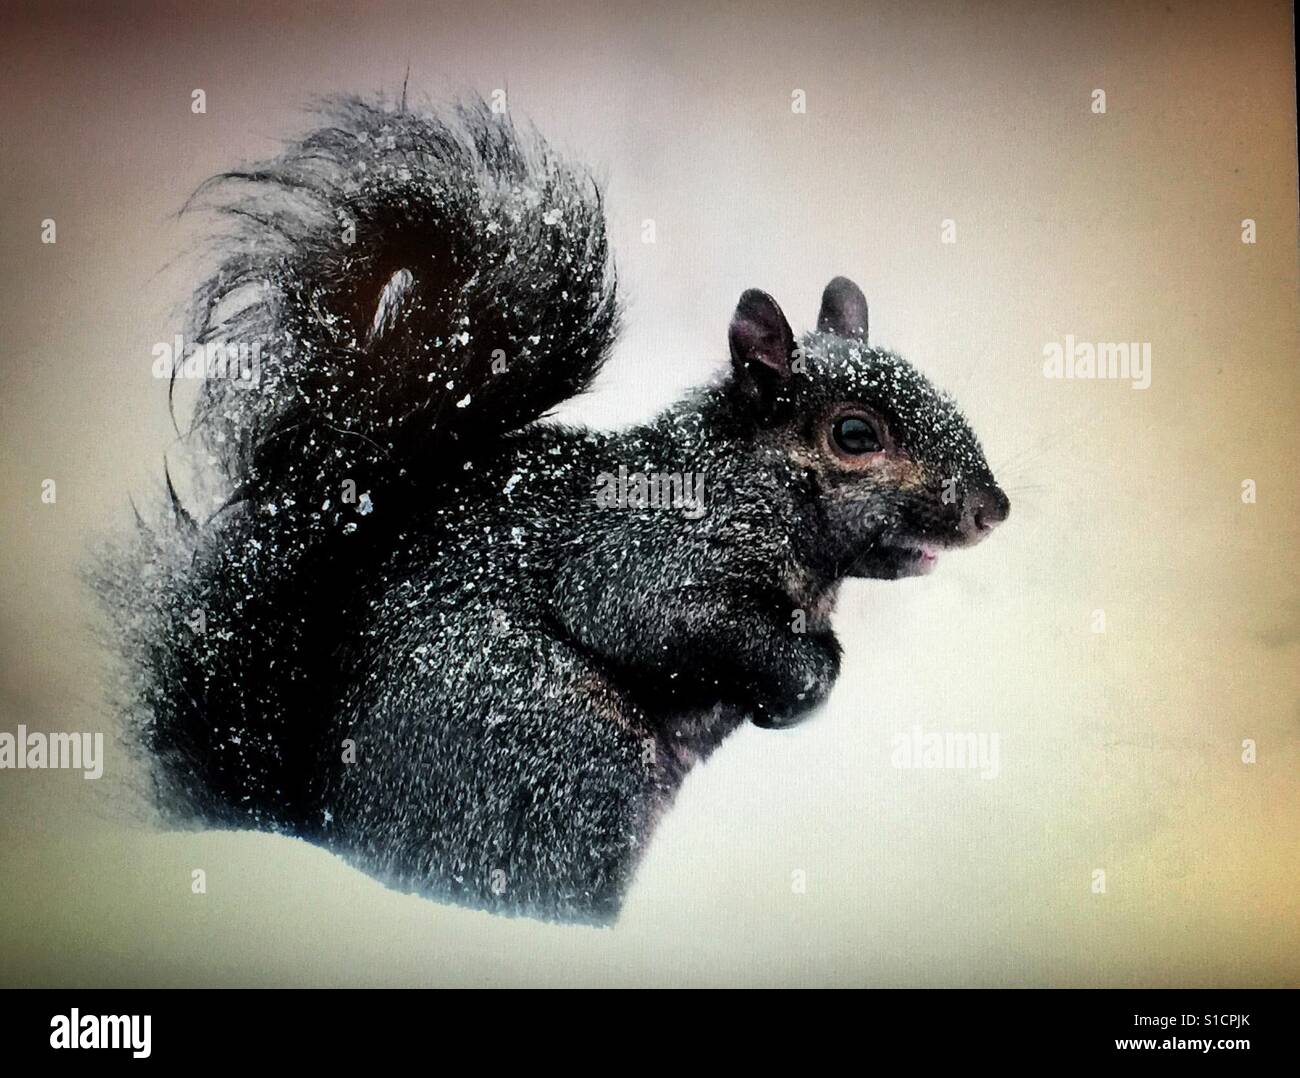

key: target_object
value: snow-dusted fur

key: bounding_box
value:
[95,95,1006,923]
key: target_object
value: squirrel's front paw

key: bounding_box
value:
[751,633,841,729]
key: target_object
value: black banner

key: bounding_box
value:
[0,988,1290,1065]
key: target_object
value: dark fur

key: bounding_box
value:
[96,95,1007,923]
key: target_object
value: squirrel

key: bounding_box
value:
[95,94,1009,924]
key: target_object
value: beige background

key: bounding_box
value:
[1,0,1296,986]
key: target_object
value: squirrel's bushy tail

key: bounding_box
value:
[94,95,618,830]
[188,93,618,506]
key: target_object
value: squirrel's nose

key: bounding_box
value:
[960,487,1010,544]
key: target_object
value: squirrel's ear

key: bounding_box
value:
[729,289,795,395]
[817,276,869,341]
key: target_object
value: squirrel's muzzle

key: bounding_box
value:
[958,486,1010,546]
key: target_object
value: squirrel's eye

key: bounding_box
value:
[832,415,881,455]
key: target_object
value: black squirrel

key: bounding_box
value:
[96,95,1008,924]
